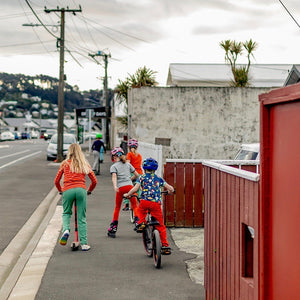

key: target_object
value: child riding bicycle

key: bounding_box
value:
[107,147,140,238]
[124,158,174,255]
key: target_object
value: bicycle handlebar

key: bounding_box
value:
[124,189,175,200]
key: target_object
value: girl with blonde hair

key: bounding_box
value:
[54,143,97,251]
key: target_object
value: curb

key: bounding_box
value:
[0,187,60,300]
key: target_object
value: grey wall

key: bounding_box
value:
[128,86,271,160]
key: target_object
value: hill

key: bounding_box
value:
[0,72,113,115]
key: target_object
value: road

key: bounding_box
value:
[0,139,57,255]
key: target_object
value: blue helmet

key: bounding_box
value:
[142,158,158,171]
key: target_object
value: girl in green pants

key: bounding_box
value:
[55,143,97,251]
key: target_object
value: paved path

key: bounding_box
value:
[2,150,205,300]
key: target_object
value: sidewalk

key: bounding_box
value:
[6,150,205,299]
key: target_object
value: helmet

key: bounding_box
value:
[128,138,138,148]
[110,147,124,161]
[96,133,102,139]
[142,158,158,171]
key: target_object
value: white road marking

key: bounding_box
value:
[0,151,42,169]
[0,149,30,160]
[0,145,9,149]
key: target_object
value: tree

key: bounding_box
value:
[220,39,258,87]
[115,66,158,127]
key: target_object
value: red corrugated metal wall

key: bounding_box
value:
[204,164,259,300]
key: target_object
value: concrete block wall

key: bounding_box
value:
[128,86,271,160]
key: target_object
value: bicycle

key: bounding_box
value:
[127,190,173,269]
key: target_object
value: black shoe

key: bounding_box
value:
[135,222,145,233]
[107,221,118,238]
[107,231,116,238]
[161,246,172,255]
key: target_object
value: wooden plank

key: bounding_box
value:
[226,175,233,300]
[184,163,194,227]
[175,162,185,227]
[204,166,210,292]
[234,176,240,300]
[194,163,203,226]
[164,162,175,226]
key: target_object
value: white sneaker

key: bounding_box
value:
[81,244,91,251]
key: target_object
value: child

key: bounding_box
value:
[107,147,139,238]
[122,138,143,211]
[91,133,105,175]
[54,143,97,251]
[124,158,174,255]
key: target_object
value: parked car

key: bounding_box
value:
[84,132,98,141]
[44,129,57,141]
[234,143,260,161]
[30,131,39,139]
[21,132,29,139]
[0,131,15,141]
[14,131,22,140]
[47,133,77,161]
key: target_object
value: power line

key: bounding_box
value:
[278,0,300,29]
[77,14,151,44]
[0,40,53,48]
[24,0,59,39]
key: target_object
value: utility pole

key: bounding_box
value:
[44,6,82,162]
[89,51,111,149]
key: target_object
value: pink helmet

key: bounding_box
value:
[128,138,138,148]
[110,147,124,161]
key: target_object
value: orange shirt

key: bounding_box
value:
[54,160,97,193]
[126,152,143,174]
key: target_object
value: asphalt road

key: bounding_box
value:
[0,139,56,255]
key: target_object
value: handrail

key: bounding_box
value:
[202,160,260,182]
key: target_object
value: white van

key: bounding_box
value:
[234,143,260,161]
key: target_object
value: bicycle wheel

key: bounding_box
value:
[152,229,161,268]
[130,208,135,223]
[142,226,153,257]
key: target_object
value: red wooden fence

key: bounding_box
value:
[203,161,260,300]
[163,160,204,227]
[163,159,259,228]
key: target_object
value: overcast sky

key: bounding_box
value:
[0,0,299,91]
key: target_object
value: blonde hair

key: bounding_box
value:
[64,143,90,174]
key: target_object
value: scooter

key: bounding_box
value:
[71,199,80,251]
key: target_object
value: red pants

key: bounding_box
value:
[112,185,138,221]
[138,200,169,247]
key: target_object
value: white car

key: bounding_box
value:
[234,143,260,161]
[0,131,15,141]
[47,133,77,161]
[30,131,39,139]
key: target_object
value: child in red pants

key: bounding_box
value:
[124,157,174,255]
[107,147,139,238]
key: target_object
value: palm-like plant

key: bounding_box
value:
[220,39,258,87]
[115,66,157,127]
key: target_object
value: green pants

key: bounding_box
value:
[62,188,88,245]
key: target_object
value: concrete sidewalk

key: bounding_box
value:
[3,149,205,299]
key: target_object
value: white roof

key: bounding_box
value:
[167,63,299,87]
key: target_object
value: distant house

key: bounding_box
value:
[284,65,300,86]
[4,118,39,132]
[166,63,298,87]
